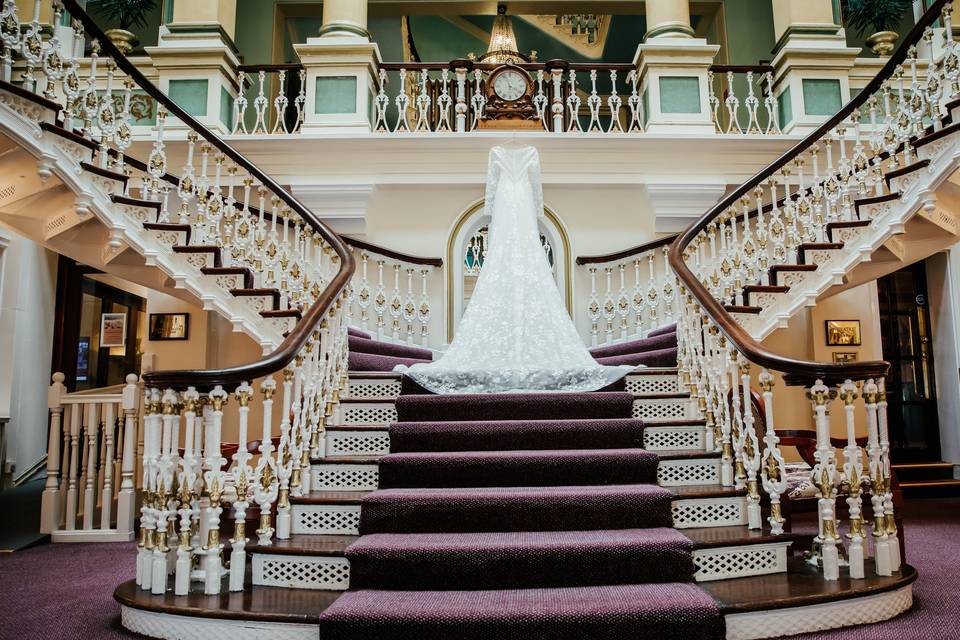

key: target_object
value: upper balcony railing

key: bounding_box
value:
[229,59,781,137]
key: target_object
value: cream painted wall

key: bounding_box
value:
[927,251,960,471]
[144,290,210,373]
[0,231,58,480]
[754,281,885,461]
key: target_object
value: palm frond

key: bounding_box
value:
[842,0,913,36]
[88,0,158,31]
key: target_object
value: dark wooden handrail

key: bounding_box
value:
[668,0,950,386]
[62,0,356,389]
[576,234,676,265]
[344,237,443,267]
[237,64,304,73]
[708,64,775,75]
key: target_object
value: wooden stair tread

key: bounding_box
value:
[326,424,390,433]
[683,525,811,549]
[114,579,337,624]
[914,121,960,148]
[348,371,403,379]
[112,193,161,210]
[704,560,917,614]
[260,309,301,318]
[670,484,747,498]
[0,79,62,112]
[628,367,679,375]
[247,534,357,556]
[309,449,723,465]
[80,161,128,183]
[39,121,98,151]
[724,304,762,314]
[884,158,931,185]
[293,490,369,505]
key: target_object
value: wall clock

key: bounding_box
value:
[478,64,542,130]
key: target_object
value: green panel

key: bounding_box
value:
[315,76,357,114]
[220,86,233,130]
[163,0,175,24]
[658,76,701,114]
[778,85,793,130]
[168,79,209,117]
[802,78,842,116]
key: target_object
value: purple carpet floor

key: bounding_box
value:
[0,499,957,639]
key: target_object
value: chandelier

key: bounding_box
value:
[479,4,528,64]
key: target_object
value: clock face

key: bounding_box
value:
[492,69,527,101]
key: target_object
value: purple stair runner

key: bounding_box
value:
[589,331,677,358]
[388,418,645,452]
[346,528,695,589]
[349,350,430,372]
[647,323,677,337]
[317,583,723,640]
[349,335,434,360]
[377,448,660,489]
[596,347,678,368]
[359,484,673,534]
[348,326,372,339]
[395,392,635,422]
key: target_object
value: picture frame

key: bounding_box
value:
[149,313,190,341]
[832,351,859,364]
[99,312,127,347]
[825,320,862,346]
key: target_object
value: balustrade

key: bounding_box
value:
[233,64,306,135]
[342,238,443,348]
[39,373,139,541]
[707,65,780,135]
[576,238,678,346]
[669,0,956,581]
[0,0,357,594]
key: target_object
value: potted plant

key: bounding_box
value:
[842,0,912,56]
[88,0,158,55]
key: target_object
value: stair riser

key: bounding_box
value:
[339,398,694,426]
[248,538,788,590]
[323,426,709,457]
[290,495,747,537]
[344,373,681,400]
[310,457,720,491]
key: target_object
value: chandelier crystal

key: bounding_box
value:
[480,4,527,64]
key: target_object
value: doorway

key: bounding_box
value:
[877,261,941,462]
[52,257,145,392]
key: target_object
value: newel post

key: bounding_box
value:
[116,374,139,539]
[39,372,66,534]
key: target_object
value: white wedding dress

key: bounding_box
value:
[396,145,635,394]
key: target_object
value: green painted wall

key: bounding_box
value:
[235,0,275,65]
[722,0,776,65]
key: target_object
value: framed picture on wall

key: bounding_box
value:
[832,351,859,364]
[149,313,189,341]
[99,312,127,347]
[825,320,862,346]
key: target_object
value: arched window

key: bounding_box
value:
[446,200,572,342]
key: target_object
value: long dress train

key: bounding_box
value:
[396,145,635,394]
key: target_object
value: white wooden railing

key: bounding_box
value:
[39,373,140,542]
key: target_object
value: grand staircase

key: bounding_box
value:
[1,0,958,639]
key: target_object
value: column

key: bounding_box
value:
[770,0,858,134]
[319,0,370,40]
[295,1,380,133]
[146,0,240,135]
[645,0,695,40]
[633,0,718,134]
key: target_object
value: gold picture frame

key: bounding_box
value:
[832,351,859,364]
[825,320,861,346]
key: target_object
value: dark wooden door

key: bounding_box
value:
[877,262,941,462]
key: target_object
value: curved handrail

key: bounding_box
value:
[62,0,356,389]
[343,236,443,267]
[669,0,950,385]
[576,234,677,265]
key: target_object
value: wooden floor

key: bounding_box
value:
[115,559,918,624]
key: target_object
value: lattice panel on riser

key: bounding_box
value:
[632,399,689,421]
[692,543,790,582]
[347,379,403,399]
[325,430,391,456]
[312,464,379,491]
[291,505,361,535]
[672,497,747,529]
[252,554,351,590]
[657,459,720,486]
[626,375,680,395]
[644,426,706,451]
[340,402,398,425]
